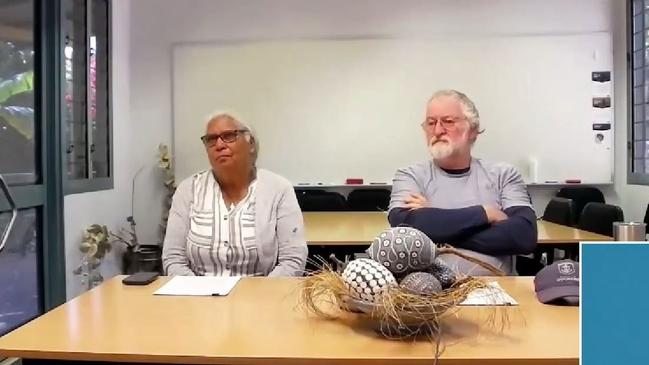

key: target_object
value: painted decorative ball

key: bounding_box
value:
[426,258,457,289]
[342,258,397,302]
[399,272,442,296]
[366,227,436,277]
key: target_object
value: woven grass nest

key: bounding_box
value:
[300,226,507,341]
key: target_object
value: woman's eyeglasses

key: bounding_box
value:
[200,130,247,147]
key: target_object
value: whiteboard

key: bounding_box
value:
[172,34,614,185]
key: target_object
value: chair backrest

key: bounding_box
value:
[577,202,624,237]
[294,189,329,210]
[542,197,574,226]
[347,189,391,211]
[295,189,329,195]
[556,186,605,220]
[296,191,347,211]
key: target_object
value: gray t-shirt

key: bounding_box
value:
[389,158,533,275]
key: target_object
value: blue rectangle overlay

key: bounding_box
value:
[582,243,649,365]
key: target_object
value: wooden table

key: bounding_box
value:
[303,212,611,245]
[536,220,611,243]
[303,212,390,245]
[0,276,578,365]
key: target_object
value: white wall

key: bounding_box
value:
[125,0,646,247]
[63,0,132,298]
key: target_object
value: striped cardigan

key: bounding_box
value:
[162,169,308,277]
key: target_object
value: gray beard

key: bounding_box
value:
[429,141,454,160]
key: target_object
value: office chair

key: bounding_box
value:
[295,189,329,196]
[296,189,336,210]
[347,189,391,211]
[556,187,605,225]
[537,197,575,265]
[543,197,575,226]
[297,191,347,211]
[542,197,575,226]
[577,202,624,237]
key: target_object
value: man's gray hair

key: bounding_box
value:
[428,89,483,134]
[205,111,259,164]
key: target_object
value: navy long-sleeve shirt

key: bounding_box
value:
[387,159,538,274]
[388,205,537,256]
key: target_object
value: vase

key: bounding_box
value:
[80,258,104,290]
[122,246,136,274]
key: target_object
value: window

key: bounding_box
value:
[62,0,111,193]
[1,0,67,339]
[0,9,36,185]
[0,0,41,338]
[629,0,649,184]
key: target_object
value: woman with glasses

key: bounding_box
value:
[162,112,307,277]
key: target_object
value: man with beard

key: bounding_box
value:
[388,89,537,275]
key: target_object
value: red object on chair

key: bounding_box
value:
[346,178,364,185]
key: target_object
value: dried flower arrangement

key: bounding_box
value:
[72,224,112,289]
[158,143,176,242]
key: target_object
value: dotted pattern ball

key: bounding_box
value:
[399,272,442,296]
[426,258,457,289]
[341,258,397,302]
[367,227,436,277]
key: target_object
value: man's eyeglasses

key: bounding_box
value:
[421,117,466,131]
[200,130,247,147]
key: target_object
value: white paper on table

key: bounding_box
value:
[153,276,241,296]
[459,281,518,306]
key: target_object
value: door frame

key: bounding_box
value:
[39,0,66,309]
